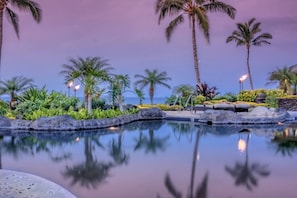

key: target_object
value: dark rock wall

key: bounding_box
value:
[277,98,297,111]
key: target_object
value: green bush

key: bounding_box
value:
[213,92,237,102]
[0,100,9,116]
[194,95,206,104]
[237,89,287,107]
[92,98,106,109]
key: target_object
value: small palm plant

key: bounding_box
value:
[196,82,219,100]
[0,76,34,109]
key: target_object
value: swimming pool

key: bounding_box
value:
[1,120,296,198]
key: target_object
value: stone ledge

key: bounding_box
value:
[0,108,165,131]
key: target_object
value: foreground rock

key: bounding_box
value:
[0,108,165,131]
[198,106,289,125]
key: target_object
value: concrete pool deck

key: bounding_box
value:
[0,170,76,198]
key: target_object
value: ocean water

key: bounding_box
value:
[123,96,166,105]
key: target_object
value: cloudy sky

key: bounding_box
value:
[2,0,297,98]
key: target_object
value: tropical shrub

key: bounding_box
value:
[0,100,9,116]
[193,95,206,104]
[91,98,106,109]
[15,87,79,118]
[196,82,219,100]
[213,92,237,102]
[237,89,287,106]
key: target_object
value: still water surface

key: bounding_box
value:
[1,120,297,198]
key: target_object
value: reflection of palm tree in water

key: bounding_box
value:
[271,128,297,157]
[109,133,129,165]
[158,127,208,198]
[225,133,270,191]
[0,136,2,169]
[63,137,113,189]
[134,128,170,154]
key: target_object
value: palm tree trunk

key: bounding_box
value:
[84,90,88,109]
[246,45,254,90]
[87,94,92,114]
[149,86,154,105]
[191,16,201,86]
[118,94,124,112]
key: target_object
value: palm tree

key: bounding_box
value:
[134,69,171,104]
[60,57,113,114]
[0,76,34,109]
[173,84,195,98]
[109,74,130,111]
[267,66,292,94]
[0,0,42,78]
[226,18,273,90]
[156,0,236,86]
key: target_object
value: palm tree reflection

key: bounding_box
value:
[225,132,270,191]
[158,127,208,198]
[134,128,169,154]
[270,128,297,157]
[109,133,129,165]
[134,121,170,154]
[63,137,113,189]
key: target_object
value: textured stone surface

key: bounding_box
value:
[2,108,165,131]
[0,170,76,198]
[0,116,11,127]
[198,107,289,125]
[277,98,297,111]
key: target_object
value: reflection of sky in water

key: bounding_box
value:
[1,121,297,198]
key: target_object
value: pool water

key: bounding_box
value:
[1,120,297,198]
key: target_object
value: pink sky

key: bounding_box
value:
[2,0,297,97]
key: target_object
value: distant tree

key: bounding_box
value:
[60,57,113,114]
[0,0,42,77]
[173,84,195,98]
[0,76,34,109]
[134,69,171,104]
[267,66,292,94]
[226,18,273,90]
[134,88,145,105]
[156,0,236,86]
[109,74,130,111]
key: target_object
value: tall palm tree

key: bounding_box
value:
[60,57,113,114]
[134,69,171,104]
[0,0,42,78]
[267,66,292,94]
[156,0,236,86]
[0,76,34,109]
[226,18,273,90]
